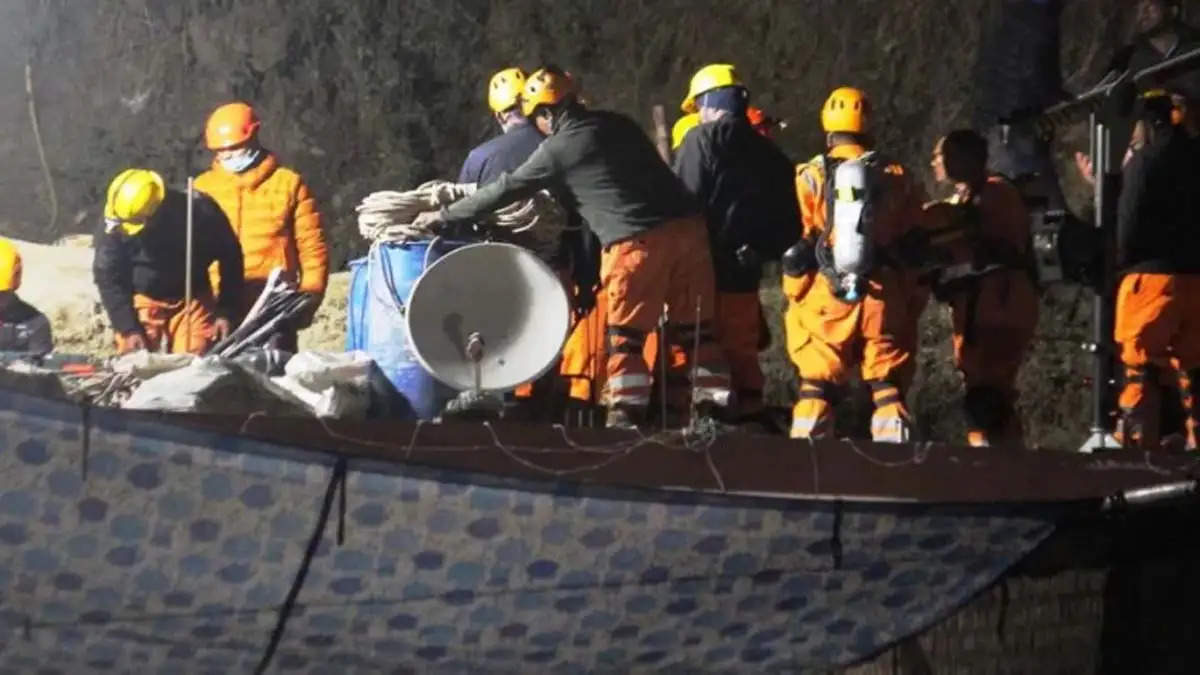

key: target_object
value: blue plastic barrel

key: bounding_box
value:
[346,239,463,419]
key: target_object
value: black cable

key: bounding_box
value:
[337,468,347,547]
[254,458,347,675]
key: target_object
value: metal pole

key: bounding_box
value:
[184,177,195,354]
[1080,114,1117,452]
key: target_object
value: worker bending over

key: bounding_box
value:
[1111,92,1200,449]
[94,169,244,355]
[195,102,328,352]
[413,66,730,428]
[782,87,925,442]
[922,130,1038,447]
[0,238,52,355]
[674,64,800,421]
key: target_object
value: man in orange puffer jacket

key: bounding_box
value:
[195,102,328,351]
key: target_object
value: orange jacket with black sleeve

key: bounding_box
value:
[194,152,328,308]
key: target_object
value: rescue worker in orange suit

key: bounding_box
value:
[460,68,605,412]
[1110,92,1200,450]
[673,64,800,422]
[0,238,53,355]
[782,87,925,442]
[194,102,328,352]
[921,130,1038,447]
[94,169,244,355]
[413,66,731,428]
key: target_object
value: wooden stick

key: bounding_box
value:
[25,62,57,233]
[652,104,670,164]
[184,177,195,354]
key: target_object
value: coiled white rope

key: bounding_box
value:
[355,180,580,262]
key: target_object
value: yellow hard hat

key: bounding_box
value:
[520,68,576,117]
[821,87,871,134]
[0,238,21,292]
[681,64,743,113]
[671,113,701,150]
[104,169,166,236]
[488,67,527,114]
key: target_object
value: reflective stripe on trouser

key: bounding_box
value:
[715,291,765,414]
[601,217,731,414]
[867,379,911,443]
[785,269,913,440]
[791,379,834,439]
[1116,366,1160,450]
[668,320,731,409]
[1113,273,1200,449]
[116,293,217,356]
[1180,368,1200,451]
[606,325,651,407]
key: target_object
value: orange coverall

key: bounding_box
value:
[115,294,217,356]
[785,144,924,442]
[195,152,328,345]
[921,176,1038,447]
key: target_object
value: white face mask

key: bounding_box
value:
[219,147,261,173]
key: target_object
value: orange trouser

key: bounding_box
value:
[715,291,765,415]
[947,271,1038,447]
[1114,273,1200,450]
[115,294,216,356]
[601,217,731,414]
[784,268,912,442]
[559,291,608,403]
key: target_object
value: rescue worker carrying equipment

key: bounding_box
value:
[94,169,244,355]
[783,87,926,442]
[411,66,731,429]
[673,63,800,420]
[922,130,1038,447]
[195,102,328,353]
[1110,91,1200,450]
[0,238,52,355]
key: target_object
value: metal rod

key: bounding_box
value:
[184,177,195,354]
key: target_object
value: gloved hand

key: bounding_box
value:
[735,244,762,271]
[293,293,323,329]
[211,317,232,342]
[781,238,817,277]
[411,209,448,231]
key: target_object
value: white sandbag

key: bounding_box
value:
[123,356,310,416]
[270,351,376,419]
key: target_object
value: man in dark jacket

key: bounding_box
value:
[414,66,731,428]
[0,238,52,356]
[1111,92,1200,449]
[94,169,244,355]
[459,67,546,186]
[673,63,800,421]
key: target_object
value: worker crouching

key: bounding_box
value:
[0,238,53,355]
[94,169,244,355]
[412,66,731,428]
[922,130,1038,447]
[783,87,925,442]
[1112,92,1200,450]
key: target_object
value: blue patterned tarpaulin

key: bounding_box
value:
[0,389,1066,672]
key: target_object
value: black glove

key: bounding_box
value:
[781,238,817,277]
[293,292,322,330]
[735,244,762,271]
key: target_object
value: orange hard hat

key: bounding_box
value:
[520,68,577,117]
[821,87,870,134]
[205,102,261,151]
